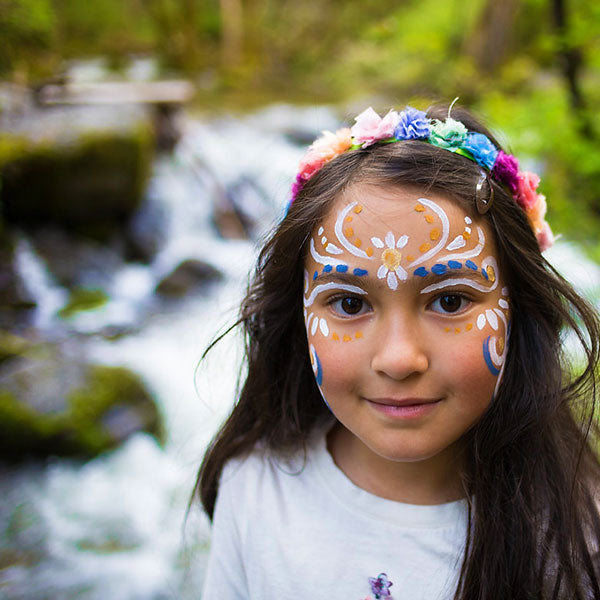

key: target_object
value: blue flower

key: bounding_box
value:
[462,132,499,170]
[394,106,430,140]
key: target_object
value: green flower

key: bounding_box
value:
[429,117,468,149]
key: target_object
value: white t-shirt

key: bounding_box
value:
[202,427,468,600]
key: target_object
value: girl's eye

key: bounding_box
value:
[330,296,369,317]
[430,294,470,314]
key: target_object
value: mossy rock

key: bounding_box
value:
[0,345,164,460]
[0,126,153,242]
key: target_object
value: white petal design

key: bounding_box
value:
[371,237,384,248]
[485,309,498,330]
[304,270,309,293]
[446,235,466,251]
[319,318,329,337]
[395,266,408,281]
[306,312,314,329]
[311,317,319,336]
[498,299,509,309]
[387,272,398,290]
[465,227,472,234]
[325,243,343,254]
[385,231,395,248]
[377,264,388,279]
[477,314,486,330]
[321,236,327,245]
[318,226,324,235]
[396,235,409,249]
[465,216,472,224]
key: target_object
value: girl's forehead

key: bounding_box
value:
[316,184,479,240]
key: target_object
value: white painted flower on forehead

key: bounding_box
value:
[375,232,409,290]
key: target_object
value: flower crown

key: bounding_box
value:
[290,105,554,251]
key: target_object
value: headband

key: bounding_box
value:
[289,105,554,251]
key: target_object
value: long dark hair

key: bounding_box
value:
[195,104,600,599]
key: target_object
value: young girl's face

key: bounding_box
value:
[303,183,509,467]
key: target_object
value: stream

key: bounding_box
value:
[1,104,599,600]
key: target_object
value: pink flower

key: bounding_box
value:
[297,128,353,181]
[536,221,555,252]
[351,107,400,148]
[516,171,541,211]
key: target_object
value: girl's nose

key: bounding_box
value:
[370,317,429,380]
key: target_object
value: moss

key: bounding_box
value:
[0,364,163,460]
[0,125,154,242]
[58,287,109,319]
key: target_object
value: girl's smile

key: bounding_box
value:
[303,184,509,502]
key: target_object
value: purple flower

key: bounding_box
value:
[492,150,520,194]
[368,572,393,598]
[394,106,430,140]
[462,132,499,170]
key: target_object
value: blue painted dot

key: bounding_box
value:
[413,267,428,277]
[431,264,447,275]
[465,260,478,270]
[336,264,348,273]
[313,271,318,280]
[322,264,333,273]
[481,268,489,280]
[448,260,462,270]
[353,268,368,276]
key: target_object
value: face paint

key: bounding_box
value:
[302,183,509,470]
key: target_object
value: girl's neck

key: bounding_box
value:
[327,423,466,505]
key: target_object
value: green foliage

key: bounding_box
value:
[0,0,56,75]
[58,287,109,318]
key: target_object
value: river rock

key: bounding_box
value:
[0,236,37,329]
[0,340,163,460]
[0,123,153,243]
[155,258,223,297]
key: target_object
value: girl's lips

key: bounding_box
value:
[366,397,442,419]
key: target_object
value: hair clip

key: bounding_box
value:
[475,172,494,215]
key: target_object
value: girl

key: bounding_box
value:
[197,102,600,599]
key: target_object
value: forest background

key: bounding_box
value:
[1,0,599,250]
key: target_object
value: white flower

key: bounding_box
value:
[371,231,408,290]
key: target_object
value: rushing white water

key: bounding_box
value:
[1,104,599,600]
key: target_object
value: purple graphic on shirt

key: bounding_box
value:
[368,572,393,598]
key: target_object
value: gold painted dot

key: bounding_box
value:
[343,334,352,342]
[486,265,496,282]
[430,228,440,241]
[382,248,402,270]
[355,331,363,339]
[425,214,434,224]
[419,242,431,253]
[405,254,414,262]
[345,216,353,222]
[496,337,505,354]
[354,238,362,248]
[354,205,363,214]
[455,328,461,334]
[415,204,425,212]
[462,231,471,240]
[344,227,354,237]
[366,247,374,257]
[332,332,340,341]
[444,327,451,333]
[466,323,473,331]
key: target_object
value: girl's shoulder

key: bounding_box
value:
[218,422,331,495]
